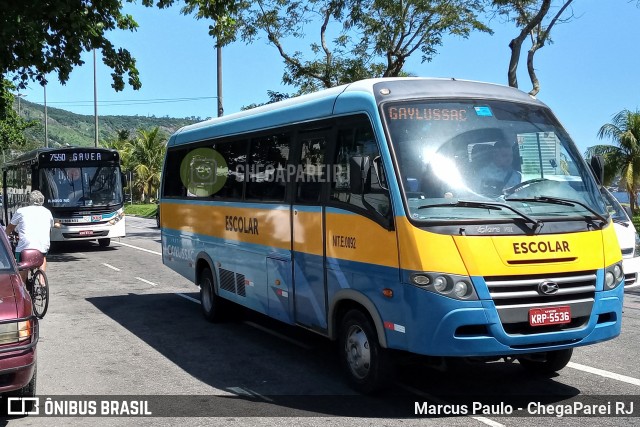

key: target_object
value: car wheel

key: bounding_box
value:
[199,267,226,322]
[338,309,393,394]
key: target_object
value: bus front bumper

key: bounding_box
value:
[396,284,623,357]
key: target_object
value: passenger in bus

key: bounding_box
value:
[5,191,54,280]
[476,140,522,196]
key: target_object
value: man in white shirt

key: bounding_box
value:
[5,190,54,277]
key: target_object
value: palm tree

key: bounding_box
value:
[585,109,640,214]
[125,127,167,202]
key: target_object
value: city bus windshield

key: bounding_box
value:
[39,166,123,208]
[382,100,607,223]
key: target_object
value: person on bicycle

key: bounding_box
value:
[5,190,54,279]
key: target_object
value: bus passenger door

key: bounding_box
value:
[291,130,330,331]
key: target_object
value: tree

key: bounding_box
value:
[493,0,574,96]
[241,90,291,110]
[585,110,640,214]
[237,0,491,93]
[0,80,36,151]
[0,0,146,117]
[124,127,167,202]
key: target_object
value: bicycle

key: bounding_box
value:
[9,235,49,319]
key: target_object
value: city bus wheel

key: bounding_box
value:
[199,267,225,323]
[517,349,573,374]
[98,238,111,247]
[338,309,393,394]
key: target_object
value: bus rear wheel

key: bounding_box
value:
[199,267,226,323]
[518,348,573,374]
[338,309,393,394]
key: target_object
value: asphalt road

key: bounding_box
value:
[2,215,640,426]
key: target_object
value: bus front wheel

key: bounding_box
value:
[517,348,573,374]
[98,238,111,247]
[338,309,393,394]
[199,267,225,323]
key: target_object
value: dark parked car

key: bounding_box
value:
[0,231,38,402]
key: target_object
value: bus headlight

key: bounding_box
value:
[453,281,473,299]
[408,272,478,301]
[604,263,624,290]
[433,276,450,292]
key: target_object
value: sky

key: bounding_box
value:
[15,0,640,156]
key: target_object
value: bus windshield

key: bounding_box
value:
[383,99,607,223]
[39,166,123,208]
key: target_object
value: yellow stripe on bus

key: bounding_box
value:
[163,202,620,276]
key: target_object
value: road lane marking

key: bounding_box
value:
[227,387,274,402]
[113,241,162,256]
[568,362,640,386]
[136,277,158,287]
[172,293,314,350]
[396,383,505,427]
[102,263,121,271]
[176,293,201,304]
[243,321,313,350]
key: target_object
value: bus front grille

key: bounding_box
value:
[484,270,596,335]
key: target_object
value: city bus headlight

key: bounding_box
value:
[604,263,624,290]
[409,272,478,301]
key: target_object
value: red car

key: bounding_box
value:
[0,231,38,402]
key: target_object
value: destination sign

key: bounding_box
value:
[40,150,119,164]
[387,107,468,121]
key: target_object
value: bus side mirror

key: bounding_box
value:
[121,172,128,187]
[590,155,605,185]
[624,205,633,218]
[350,156,371,194]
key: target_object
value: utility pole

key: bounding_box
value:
[217,45,223,117]
[44,84,48,148]
[93,50,99,147]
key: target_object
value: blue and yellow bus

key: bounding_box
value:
[160,78,623,393]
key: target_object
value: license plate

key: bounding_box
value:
[79,230,94,236]
[529,306,571,326]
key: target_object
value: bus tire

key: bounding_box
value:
[199,267,225,323]
[338,309,393,394]
[98,238,111,247]
[518,348,573,374]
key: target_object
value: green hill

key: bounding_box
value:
[17,98,202,148]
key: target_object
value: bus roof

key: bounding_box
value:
[168,77,548,147]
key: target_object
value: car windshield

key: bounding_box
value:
[382,100,607,223]
[39,166,123,208]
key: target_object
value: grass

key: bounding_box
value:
[124,203,157,218]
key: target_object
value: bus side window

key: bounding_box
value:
[212,140,247,200]
[162,148,190,197]
[296,134,328,203]
[331,118,391,222]
[246,133,290,202]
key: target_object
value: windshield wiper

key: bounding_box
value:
[613,218,630,227]
[417,200,543,231]
[505,196,608,225]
